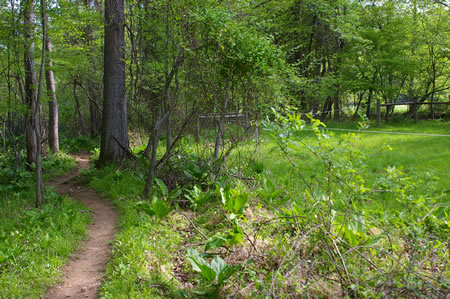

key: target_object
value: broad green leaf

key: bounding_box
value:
[155,178,168,196]
[169,188,181,199]
[151,198,173,221]
[211,256,228,278]
[226,225,244,246]
[364,235,383,247]
[205,235,227,251]
[135,201,155,217]
[186,248,216,282]
[217,264,240,285]
[232,192,248,215]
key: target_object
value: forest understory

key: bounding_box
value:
[1,0,449,297]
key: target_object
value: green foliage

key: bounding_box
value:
[135,198,173,224]
[204,235,227,251]
[255,175,286,206]
[60,136,98,153]
[248,159,265,174]
[101,201,184,298]
[186,248,240,295]
[194,7,283,79]
[87,119,449,297]
[42,153,77,178]
[88,166,145,200]
[134,178,181,223]
[216,184,248,219]
[87,165,186,298]
[183,162,209,184]
[185,185,214,211]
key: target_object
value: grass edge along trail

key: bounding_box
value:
[0,153,91,297]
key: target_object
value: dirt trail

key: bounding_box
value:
[46,152,118,299]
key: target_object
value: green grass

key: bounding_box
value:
[318,120,449,190]
[0,153,91,297]
[239,119,450,193]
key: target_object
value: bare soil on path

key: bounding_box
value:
[46,152,118,299]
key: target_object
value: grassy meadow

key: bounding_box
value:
[253,119,450,192]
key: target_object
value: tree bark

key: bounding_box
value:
[45,30,59,153]
[24,0,37,166]
[24,0,45,208]
[98,0,129,167]
[88,83,101,137]
[366,89,373,118]
[164,1,172,151]
[35,0,47,207]
[84,0,102,138]
[73,82,86,135]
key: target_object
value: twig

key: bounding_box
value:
[329,234,350,283]
[175,209,208,240]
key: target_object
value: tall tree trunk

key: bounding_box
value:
[88,93,101,137]
[366,89,373,118]
[35,0,47,207]
[143,126,160,198]
[98,0,129,167]
[24,0,44,208]
[45,30,59,153]
[73,82,86,135]
[143,105,168,197]
[24,0,37,166]
[164,1,172,151]
[84,0,102,138]
[430,50,436,119]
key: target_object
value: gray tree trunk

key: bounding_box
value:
[98,0,129,167]
[73,82,86,135]
[24,0,37,166]
[35,0,47,207]
[164,2,172,151]
[87,74,102,138]
[45,33,59,153]
[84,0,102,138]
[24,0,45,208]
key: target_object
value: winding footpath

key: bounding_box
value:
[46,153,118,299]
